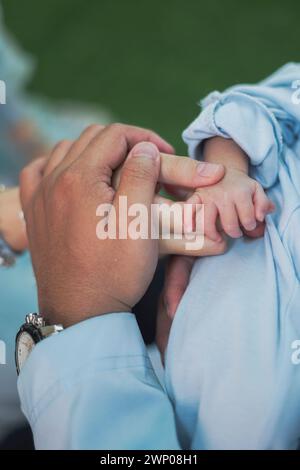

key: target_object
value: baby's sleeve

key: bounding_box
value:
[183,63,300,189]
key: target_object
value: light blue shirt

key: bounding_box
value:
[18,63,300,449]
[0,252,37,440]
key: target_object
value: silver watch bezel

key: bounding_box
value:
[15,313,63,374]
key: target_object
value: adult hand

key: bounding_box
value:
[20,124,225,327]
[156,255,195,358]
[113,152,227,256]
[0,187,27,251]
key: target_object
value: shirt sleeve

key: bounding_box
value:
[17,313,180,450]
[182,62,300,189]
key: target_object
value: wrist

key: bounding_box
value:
[203,137,249,175]
[223,166,248,178]
[39,292,131,328]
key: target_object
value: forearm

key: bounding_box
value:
[203,137,249,174]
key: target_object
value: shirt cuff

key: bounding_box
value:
[182,90,283,188]
[18,312,151,426]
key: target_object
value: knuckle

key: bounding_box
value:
[60,138,72,148]
[107,122,124,134]
[217,200,230,213]
[123,160,155,182]
[52,139,70,154]
[85,123,104,134]
[236,187,251,201]
[102,185,115,202]
[19,166,30,185]
[179,158,193,175]
[58,138,71,147]
[55,168,81,197]
[80,124,105,140]
[167,158,183,180]
[217,191,231,206]
[204,200,215,212]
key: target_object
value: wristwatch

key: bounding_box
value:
[15,313,63,374]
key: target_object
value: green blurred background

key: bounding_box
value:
[2,0,300,153]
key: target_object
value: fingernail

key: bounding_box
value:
[197,162,221,177]
[233,229,243,238]
[269,203,276,213]
[131,142,159,159]
[257,213,264,222]
[245,222,257,231]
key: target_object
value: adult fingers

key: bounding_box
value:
[156,255,195,360]
[47,124,105,174]
[162,183,192,201]
[160,152,225,189]
[43,139,74,177]
[156,294,173,362]
[113,141,160,216]
[113,153,225,194]
[159,233,227,257]
[163,255,195,319]
[19,157,48,210]
[77,123,174,173]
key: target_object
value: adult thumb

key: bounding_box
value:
[114,141,160,210]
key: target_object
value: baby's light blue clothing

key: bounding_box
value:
[18,64,300,449]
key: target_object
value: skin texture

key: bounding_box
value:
[20,123,226,327]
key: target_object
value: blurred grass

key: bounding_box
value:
[2,0,300,153]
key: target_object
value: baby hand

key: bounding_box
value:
[188,168,275,242]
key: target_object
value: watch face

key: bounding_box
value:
[16,331,36,373]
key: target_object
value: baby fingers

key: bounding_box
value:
[202,202,222,242]
[253,183,275,222]
[235,189,257,232]
[218,200,243,238]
